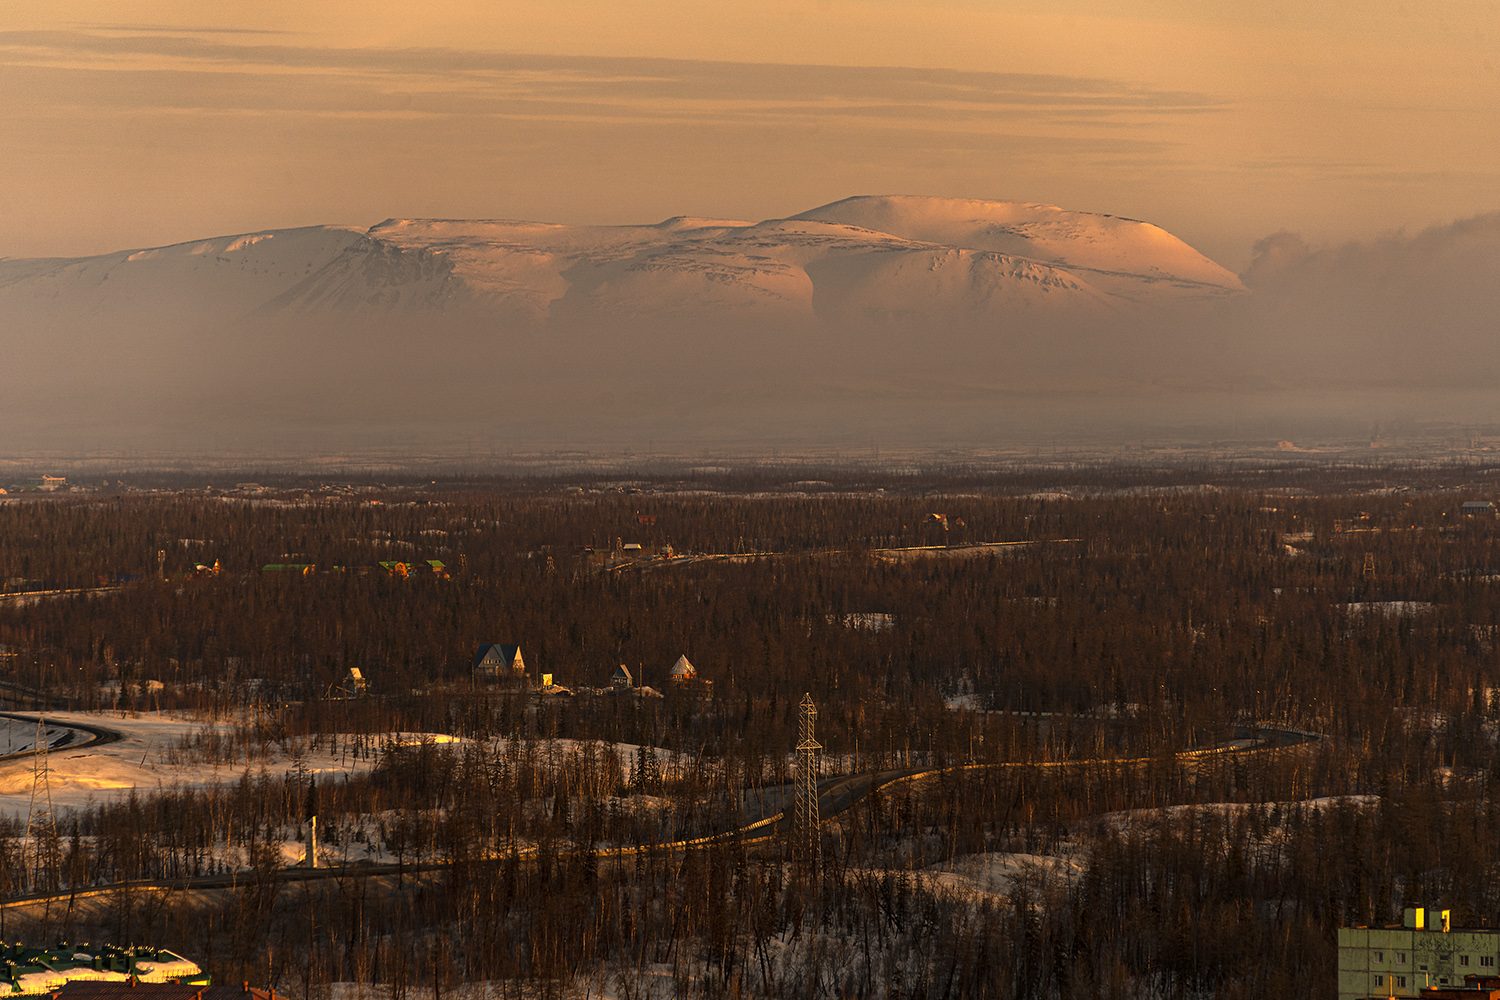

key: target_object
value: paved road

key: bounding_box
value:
[755,723,1322,839]
[0,723,1319,908]
[0,712,123,762]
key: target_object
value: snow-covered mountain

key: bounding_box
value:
[6,197,1497,454]
[0,196,1269,452]
[0,196,1242,328]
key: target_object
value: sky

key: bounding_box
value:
[2,1,1499,269]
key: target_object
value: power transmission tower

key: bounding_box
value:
[794,693,823,868]
[24,716,59,893]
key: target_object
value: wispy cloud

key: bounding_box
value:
[0,28,1226,130]
[69,23,294,36]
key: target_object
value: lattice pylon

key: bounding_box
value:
[24,716,59,893]
[794,693,823,868]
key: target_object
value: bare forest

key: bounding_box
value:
[3,462,1500,999]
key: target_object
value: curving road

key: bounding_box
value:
[0,723,1320,908]
[0,712,124,762]
[752,723,1321,841]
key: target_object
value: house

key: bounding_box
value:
[611,664,634,690]
[1461,501,1496,518]
[473,644,526,682]
[667,655,713,698]
[335,667,367,698]
[538,673,573,696]
[668,655,696,682]
[1339,907,1500,1000]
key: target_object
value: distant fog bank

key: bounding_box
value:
[5,199,1500,456]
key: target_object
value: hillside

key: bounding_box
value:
[0,196,1243,327]
[0,196,1271,451]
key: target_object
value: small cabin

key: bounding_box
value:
[668,655,696,682]
[341,667,368,697]
[667,654,713,698]
[611,664,634,689]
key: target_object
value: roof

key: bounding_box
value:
[0,946,206,997]
[473,644,522,670]
[669,655,695,677]
[612,665,633,682]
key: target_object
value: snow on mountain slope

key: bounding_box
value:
[790,195,1244,296]
[365,200,1234,324]
[805,245,1114,325]
[0,227,375,320]
[0,197,1241,329]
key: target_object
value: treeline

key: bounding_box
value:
[7,474,1500,995]
[12,707,1500,999]
[5,488,1500,745]
[2,703,1175,894]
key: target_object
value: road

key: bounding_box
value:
[0,712,124,761]
[0,723,1320,909]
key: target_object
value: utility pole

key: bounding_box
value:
[305,776,319,868]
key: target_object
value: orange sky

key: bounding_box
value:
[3,1,1498,267]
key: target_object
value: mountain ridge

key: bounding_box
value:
[0,196,1243,327]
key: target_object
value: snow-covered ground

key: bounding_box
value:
[1094,794,1379,830]
[0,711,438,821]
[925,851,1086,900]
[0,716,775,861]
[1342,601,1437,617]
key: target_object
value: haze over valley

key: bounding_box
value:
[7,195,1500,456]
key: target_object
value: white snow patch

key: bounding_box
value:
[1097,795,1378,829]
[926,852,1085,899]
[222,233,275,252]
[1342,601,1436,617]
[0,711,431,820]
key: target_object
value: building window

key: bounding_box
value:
[1375,951,1384,963]
[1375,975,1385,987]
[1398,953,1407,964]
[1462,956,1471,967]
[1441,977,1450,985]
[1419,964,1428,972]
[1398,977,1407,988]
[1483,956,1496,968]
